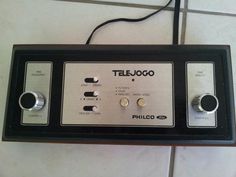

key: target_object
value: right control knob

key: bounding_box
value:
[192,94,219,114]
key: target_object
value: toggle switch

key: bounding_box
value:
[84,77,99,83]
[84,91,99,97]
[83,106,98,112]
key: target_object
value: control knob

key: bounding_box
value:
[19,91,45,111]
[192,94,219,114]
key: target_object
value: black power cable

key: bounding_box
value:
[173,0,181,44]
[86,0,180,45]
[86,0,173,44]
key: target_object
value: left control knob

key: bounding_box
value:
[19,91,45,111]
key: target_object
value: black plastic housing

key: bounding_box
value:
[2,45,236,146]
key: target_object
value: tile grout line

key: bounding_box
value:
[56,0,183,12]
[168,146,176,177]
[180,0,188,44]
[57,0,236,18]
[187,8,236,17]
[169,0,188,176]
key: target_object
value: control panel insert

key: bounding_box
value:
[61,63,174,127]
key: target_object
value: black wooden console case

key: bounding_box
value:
[2,45,236,145]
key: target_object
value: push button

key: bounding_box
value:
[137,98,146,107]
[120,97,129,107]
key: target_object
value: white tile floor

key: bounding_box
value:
[188,0,236,14]
[0,0,235,177]
[174,147,236,177]
[0,143,171,177]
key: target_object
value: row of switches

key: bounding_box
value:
[83,77,99,111]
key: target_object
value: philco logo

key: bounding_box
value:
[132,115,167,120]
[112,70,155,77]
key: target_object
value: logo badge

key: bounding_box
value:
[112,70,155,77]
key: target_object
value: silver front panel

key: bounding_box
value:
[21,62,52,125]
[62,62,174,127]
[186,62,216,127]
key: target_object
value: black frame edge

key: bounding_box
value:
[2,44,236,146]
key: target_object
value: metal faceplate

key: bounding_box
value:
[61,62,174,127]
[21,62,52,125]
[186,62,216,127]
